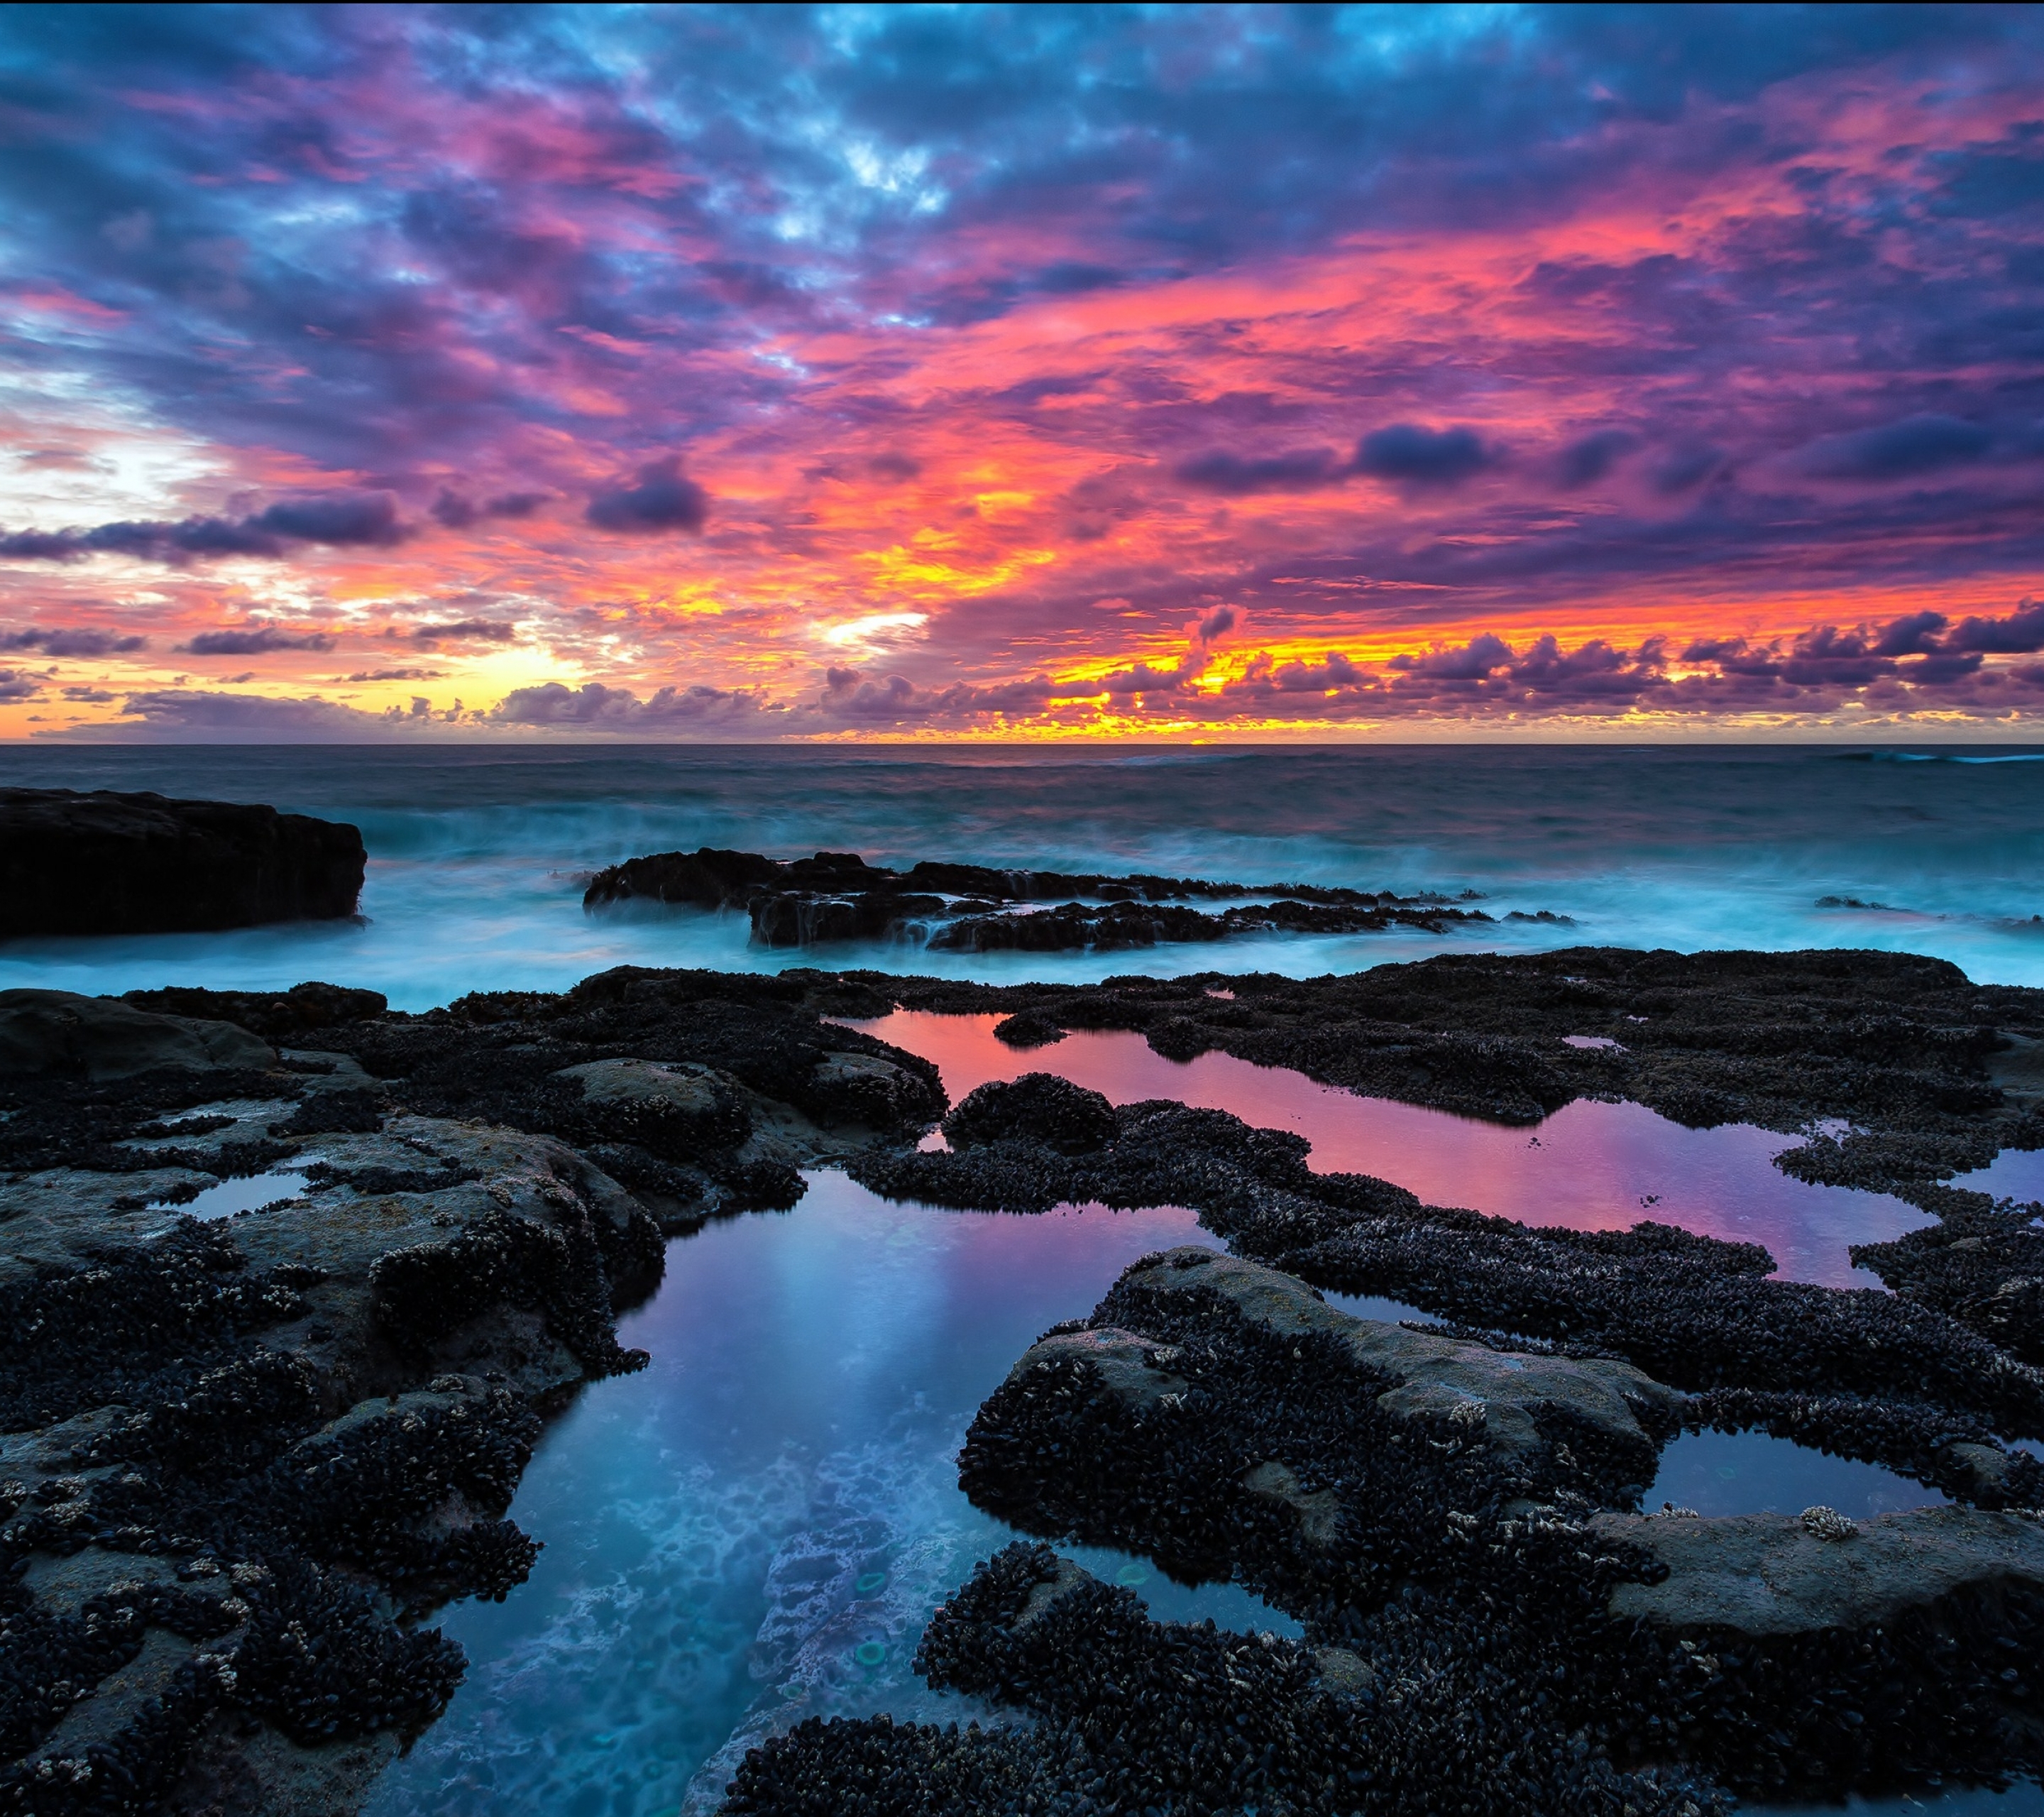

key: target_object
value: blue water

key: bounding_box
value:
[1,743,2040,1004]
[366,1175,1270,1817]
[1647,1427,1947,1522]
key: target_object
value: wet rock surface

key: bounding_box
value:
[581,845,1491,952]
[0,977,945,1813]
[0,789,364,938]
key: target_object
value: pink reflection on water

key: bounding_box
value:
[850,1011,1933,1290]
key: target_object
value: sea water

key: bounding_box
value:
[7,742,2040,1811]
[0,742,2040,1003]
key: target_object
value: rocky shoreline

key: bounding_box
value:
[1,947,2041,1813]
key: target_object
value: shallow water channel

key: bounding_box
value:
[370,1023,2040,1816]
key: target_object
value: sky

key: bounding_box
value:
[3,3,2044,742]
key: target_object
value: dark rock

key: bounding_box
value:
[582,844,1495,953]
[0,989,277,1080]
[1852,1214,2044,1366]
[990,1009,1065,1048]
[0,788,364,937]
[943,1074,1116,1154]
[121,981,388,1043]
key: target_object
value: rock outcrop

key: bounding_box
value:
[0,989,277,1079]
[581,844,1492,952]
[0,788,366,937]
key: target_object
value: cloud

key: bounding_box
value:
[1801,413,1995,481]
[1946,599,2044,654]
[586,457,708,534]
[1388,632,1514,680]
[1101,661,1196,695]
[61,685,114,702]
[0,493,405,565]
[0,626,145,657]
[1196,605,1237,643]
[1268,652,1363,691]
[180,622,336,655]
[99,688,391,738]
[1558,430,1634,488]
[1869,610,1949,657]
[1649,445,1725,495]
[0,670,43,703]
[410,617,515,643]
[4,9,2044,732]
[818,668,1057,724]
[1353,425,1491,489]
[1175,448,1346,496]
[246,491,405,545]
[344,666,445,681]
[431,488,549,529]
[490,679,768,728]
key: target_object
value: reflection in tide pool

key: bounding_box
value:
[367,1174,1295,1817]
[848,1011,1937,1288]
[155,1167,312,1221]
[1646,1428,1946,1522]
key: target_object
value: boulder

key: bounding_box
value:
[0,786,364,936]
[0,988,276,1077]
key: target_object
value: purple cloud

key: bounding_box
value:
[586,458,709,534]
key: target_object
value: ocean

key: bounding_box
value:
[2,742,2041,1004]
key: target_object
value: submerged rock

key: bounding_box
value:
[0,787,365,937]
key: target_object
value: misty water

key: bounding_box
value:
[1,744,2042,1003]
[8,742,2042,1813]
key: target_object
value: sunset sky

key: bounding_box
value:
[4,3,2044,740]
